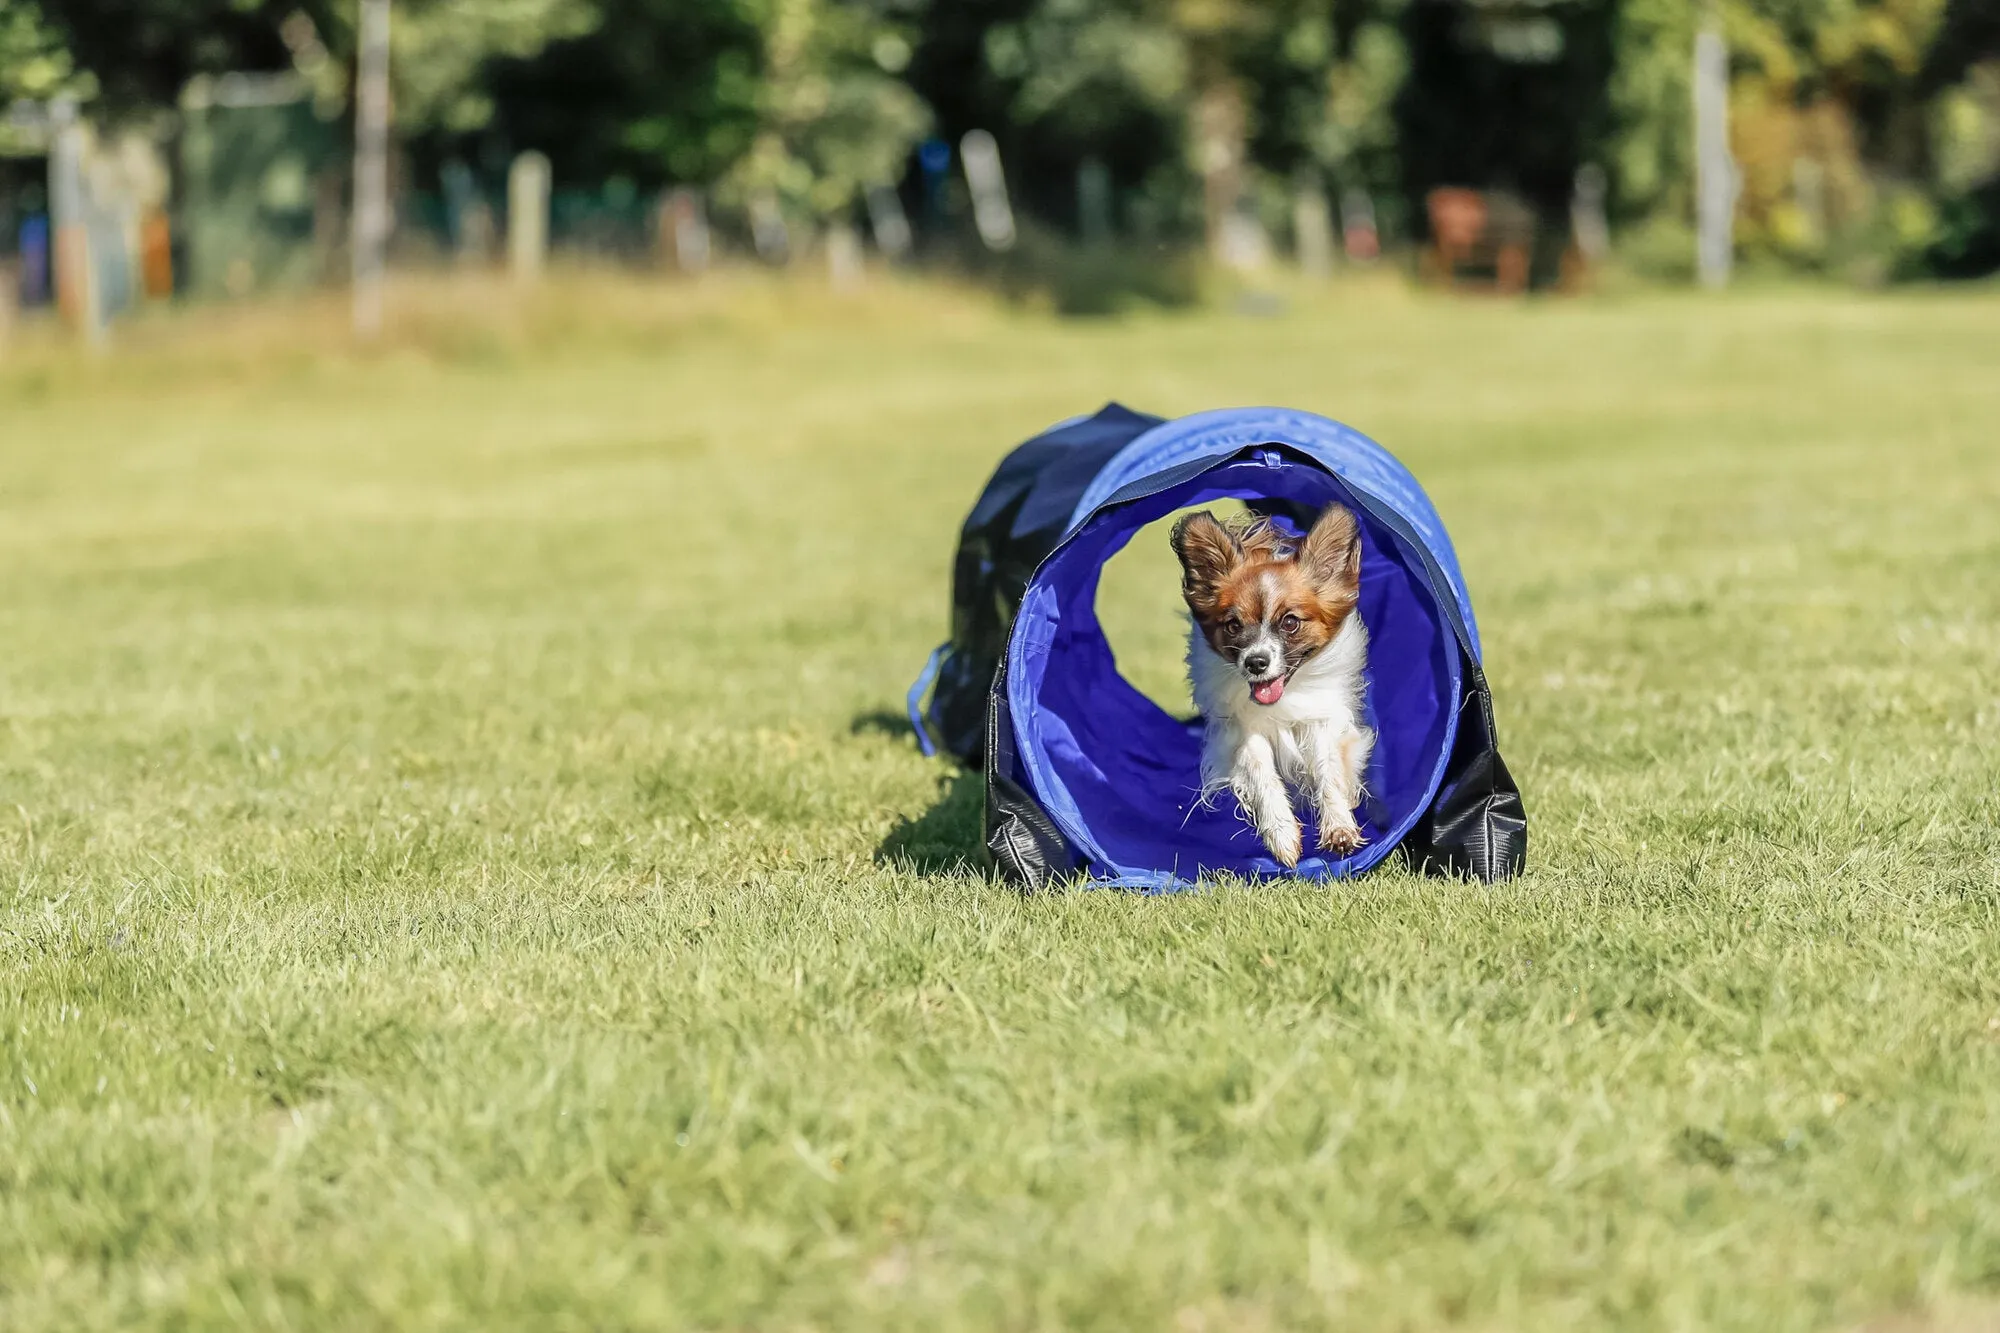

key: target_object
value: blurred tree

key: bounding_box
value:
[1925,0,2000,88]
[1394,0,1620,235]
[389,0,598,134]
[0,0,89,109]
[940,0,1191,234]
[12,0,302,111]
[1172,0,1279,258]
[915,0,1403,250]
[1611,0,1955,260]
[17,0,592,132]
[719,0,931,224]
[10,0,1992,277]
[1244,1,1404,181]
[986,0,1383,255]
[478,0,763,186]
[1607,0,1698,224]
[1920,0,2000,275]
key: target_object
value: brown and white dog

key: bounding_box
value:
[1170,504,1374,868]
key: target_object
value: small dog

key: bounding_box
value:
[1171,503,1375,868]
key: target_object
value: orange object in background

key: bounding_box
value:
[53,223,91,328]
[140,210,174,299]
[1424,187,1534,295]
[1428,188,1487,256]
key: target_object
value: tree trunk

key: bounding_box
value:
[1193,78,1247,264]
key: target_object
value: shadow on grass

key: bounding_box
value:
[849,709,919,743]
[877,770,987,877]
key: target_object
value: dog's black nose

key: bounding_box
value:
[1242,650,1271,676]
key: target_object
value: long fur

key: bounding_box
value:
[1188,611,1371,800]
[1189,613,1375,860]
[1175,505,1376,866]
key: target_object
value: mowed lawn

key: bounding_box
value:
[2,277,1998,1332]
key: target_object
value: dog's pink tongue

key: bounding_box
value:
[1251,677,1286,706]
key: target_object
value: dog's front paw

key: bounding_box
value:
[1263,819,1303,869]
[1319,822,1368,856]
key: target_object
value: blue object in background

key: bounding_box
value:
[19,213,51,306]
[917,138,951,225]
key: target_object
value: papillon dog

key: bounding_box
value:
[1170,503,1374,869]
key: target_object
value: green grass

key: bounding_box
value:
[2,276,1998,1331]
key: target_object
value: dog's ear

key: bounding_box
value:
[1170,511,1242,607]
[1300,503,1362,601]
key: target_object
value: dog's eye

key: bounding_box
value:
[1280,613,1302,634]
[1221,615,1242,637]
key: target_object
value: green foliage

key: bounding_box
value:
[721,0,931,220]
[1314,19,1406,180]
[1608,0,1698,221]
[1610,0,1961,230]
[983,3,1189,144]
[392,0,600,133]
[477,0,764,187]
[12,0,594,134]
[14,0,309,111]
[1924,0,2000,89]
[0,1,87,108]
[1395,0,1620,221]
[989,8,1145,116]
[981,220,1202,313]
[6,0,2000,272]
[916,0,1405,239]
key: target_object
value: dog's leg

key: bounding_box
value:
[1311,725,1374,856]
[1231,733,1302,868]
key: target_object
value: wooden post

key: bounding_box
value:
[1571,164,1610,265]
[0,259,15,354]
[1293,174,1333,280]
[508,152,550,283]
[959,130,1015,251]
[351,0,391,337]
[826,221,863,290]
[1193,80,1246,266]
[749,191,790,265]
[661,188,711,273]
[864,186,910,262]
[1340,188,1380,264]
[1694,22,1735,288]
[140,211,174,299]
[1792,157,1825,248]
[1077,158,1111,246]
[48,98,103,344]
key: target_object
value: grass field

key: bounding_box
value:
[2,275,1998,1331]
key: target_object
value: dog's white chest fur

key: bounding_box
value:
[1188,613,1375,864]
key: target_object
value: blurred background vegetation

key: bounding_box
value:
[3,0,2000,314]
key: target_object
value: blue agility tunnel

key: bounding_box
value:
[909,405,1525,891]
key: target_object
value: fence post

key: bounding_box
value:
[0,259,15,353]
[351,0,391,337]
[1340,188,1380,264]
[49,98,103,345]
[1693,23,1736,288]
[960,130,1016,251]
[1571,164,1611,266]
[660,188,709,274]
[508,152,551,283]
[826,221,863,290]
[140,210,174,299]
[1293,174,1333,280]
[1077,158,1111,246]
[750,192,789,265]
[865,186,911,262]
